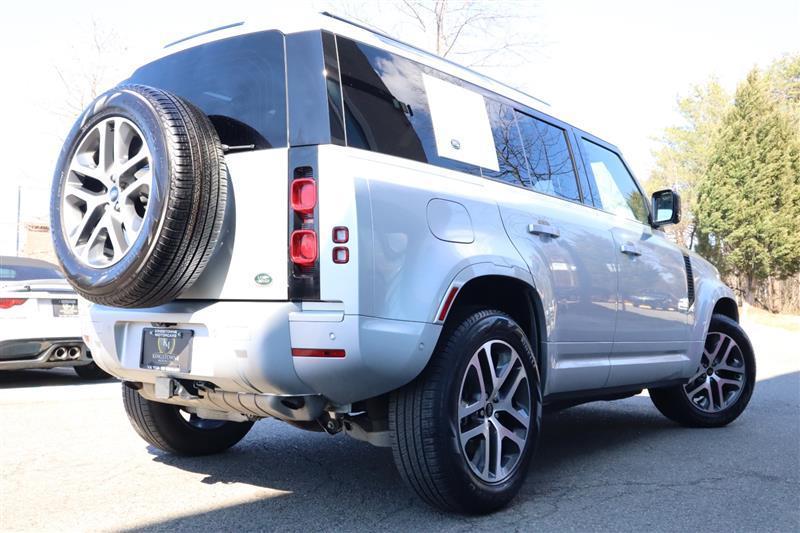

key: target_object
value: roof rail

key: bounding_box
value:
[164,21,245,49]
[319,11,549,107]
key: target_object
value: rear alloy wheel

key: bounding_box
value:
[390,309,541,514]
[458,340,531,483]
[649,314,755,427]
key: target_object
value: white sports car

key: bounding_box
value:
[0,256,108,379]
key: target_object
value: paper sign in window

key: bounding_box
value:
[423,73,499,171]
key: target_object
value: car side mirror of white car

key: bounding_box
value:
[651,189,681,227]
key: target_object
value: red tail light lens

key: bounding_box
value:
[0,298,26,309]
[292,348,346,358]
[290,230,318,266]
[291,178,317,215]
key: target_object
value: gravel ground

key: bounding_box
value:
[1,317,798,532]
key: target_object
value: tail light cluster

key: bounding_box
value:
[0,298,26,309]
[289,166,320,300]
[290,168,318,268]
[287,163,350,301]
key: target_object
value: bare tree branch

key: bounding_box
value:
[399,0,428,31]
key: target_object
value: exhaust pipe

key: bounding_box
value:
[53,347,68,361]
[68,346,81,360]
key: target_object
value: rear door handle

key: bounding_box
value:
[620,242,641,256]
[528,223,560,238]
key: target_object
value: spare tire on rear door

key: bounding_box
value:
[50,85,227,308]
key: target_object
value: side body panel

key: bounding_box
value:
[607,218,693,386]
[317,144,528,323]
[688,253,737,363]
[491,181,619,395]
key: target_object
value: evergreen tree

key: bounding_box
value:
[649,80,730,248]
[696,69,800,304]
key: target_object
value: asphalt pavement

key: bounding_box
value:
[1,317,798,532]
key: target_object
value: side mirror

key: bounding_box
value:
[651,189,681,227]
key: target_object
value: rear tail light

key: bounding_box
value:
[289,162,320,300]
[290,230,318,266]
[291,178,317,214]
[0,298,26,309]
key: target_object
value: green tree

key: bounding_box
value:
[766,54,800,109]
[695,69,800,306]
[648,80,730,248]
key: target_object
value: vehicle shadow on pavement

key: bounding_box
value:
[0,368,115,388]
[133,372,799,532]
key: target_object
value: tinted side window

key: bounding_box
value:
[337,37,479,175]
[515,112,580,201]
[580,139,649,223]
[483,100,529,186]
[129,31,287,149]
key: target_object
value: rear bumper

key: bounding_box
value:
[84,300,440,405]
[0,338,90,370]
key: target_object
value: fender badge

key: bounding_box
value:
[254,273,273,286]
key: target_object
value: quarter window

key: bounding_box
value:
[580,139,649,223]
[336,37,479,175]
[483,100,529,186]
[515,112,580,202]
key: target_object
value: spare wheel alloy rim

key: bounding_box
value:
[458,339,531,483]
[61,116,152,268]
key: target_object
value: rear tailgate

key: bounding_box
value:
[178,148,289,301]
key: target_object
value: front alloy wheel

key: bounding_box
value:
[682,332,747,413]
[649,313,755,428]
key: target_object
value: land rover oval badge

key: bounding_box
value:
[254,273,272,286]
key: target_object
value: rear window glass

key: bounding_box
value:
[0,264,62,281]
[128,31,287,149]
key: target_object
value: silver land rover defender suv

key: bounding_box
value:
[50,13,755,514]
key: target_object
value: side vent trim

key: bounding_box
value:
[683,254,695,307]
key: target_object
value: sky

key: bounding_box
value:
[1,0,798,253]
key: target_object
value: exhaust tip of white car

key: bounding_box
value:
[49,346,82,362]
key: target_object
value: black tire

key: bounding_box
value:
[73,361,111,380]
[50,85,227,308]
[389,309,542,514]
[122,384,253,455]
[649,314,756,427]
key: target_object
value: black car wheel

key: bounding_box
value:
[390,309,542,514]
[50,85,227,308]
[650,314,756,427]
[73,361,111,380]
[122,384,253,456]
